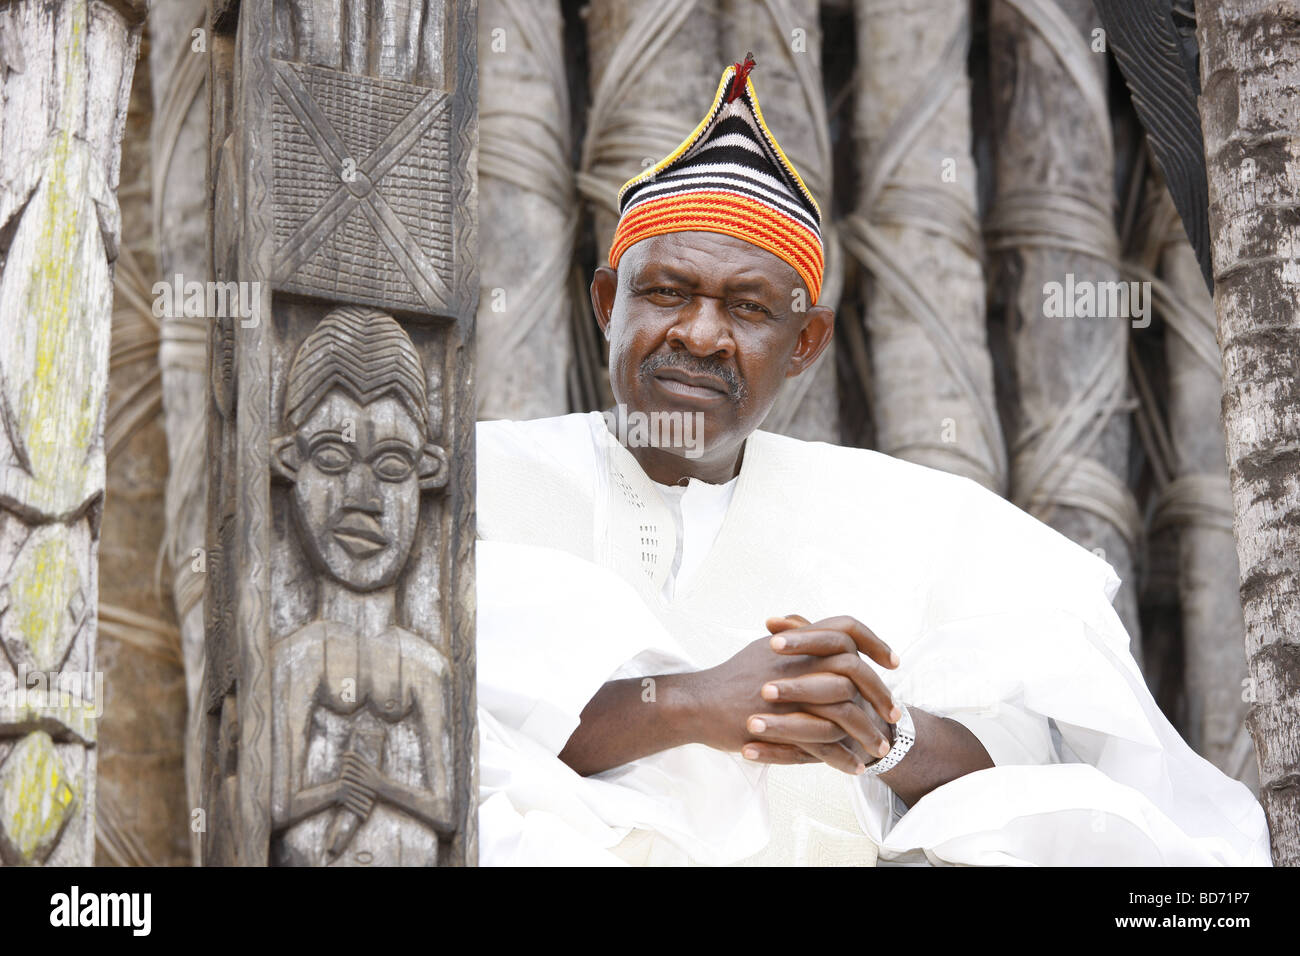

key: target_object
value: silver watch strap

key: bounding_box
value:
[864,703,915,775]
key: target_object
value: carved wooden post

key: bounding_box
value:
[0,0,146,865]
[199,0,478,866]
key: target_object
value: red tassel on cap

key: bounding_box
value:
[727,52,756,102]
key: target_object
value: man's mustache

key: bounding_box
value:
[640,351,746,402]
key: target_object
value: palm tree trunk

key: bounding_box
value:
[1195,0,1300,864]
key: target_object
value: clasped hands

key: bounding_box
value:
[339,751,381,819]
[691,613,902,776]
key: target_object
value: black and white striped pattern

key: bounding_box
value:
[619,95,822,241]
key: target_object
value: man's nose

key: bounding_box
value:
[666,296,735,357]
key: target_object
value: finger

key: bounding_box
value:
[747,711,846,744]
[838,736,877,768]
[768,627,856,656]
[761,672,857,705]
[810,615,900,668]
[797,741,867,775]
[806,652,901,725]
[806,701,892,760]
[344,793,373,816]
[764,613,811,634]
[740,742,820,765]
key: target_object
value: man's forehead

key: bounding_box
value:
[623,233,800,293]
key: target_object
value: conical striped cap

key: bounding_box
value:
[609,54,824,302]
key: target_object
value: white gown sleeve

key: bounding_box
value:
[835,464,1273,867]
[475,539,681,756]
[867,603,1272,866]
[944,705,1056,767]
[475,539,769,865]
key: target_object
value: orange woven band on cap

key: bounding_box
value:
[609,191,825,304]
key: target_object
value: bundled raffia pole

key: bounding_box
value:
[94,39,191,865]
[720,0,839,443]
[986,0,1143,650]
[477,0,575,420]
[1128,167,1255,786]
[845,0,1007,493]
[148,0,210,854]
[100,242,191,865]
[579,0,721,407]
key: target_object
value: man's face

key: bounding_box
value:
[592,231,833,458]
[287,391,423,592]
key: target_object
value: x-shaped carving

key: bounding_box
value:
[271,61,451,310]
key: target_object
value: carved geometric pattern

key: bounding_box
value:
[0,731,78,865]
[0,522,90,678]
[271,60,453,313]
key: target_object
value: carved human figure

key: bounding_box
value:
[269,305,453,866]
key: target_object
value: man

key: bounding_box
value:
[474,56,1271,866]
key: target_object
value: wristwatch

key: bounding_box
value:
[864,703,915,775]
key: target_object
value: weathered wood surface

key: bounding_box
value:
[200,0,478,866]
[1195,0,1300,865]
[0,0,145,865]
[848,0,1006,492]
[988,0,1143,652]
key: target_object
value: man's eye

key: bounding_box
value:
[733,301,770,316]
[647,287,683,302]
[311,443,351,473]
[372,452,415,482]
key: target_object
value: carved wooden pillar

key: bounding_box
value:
[0,0,146,866]
[199,0,478,866]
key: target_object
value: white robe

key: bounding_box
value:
[473,411,1272,866]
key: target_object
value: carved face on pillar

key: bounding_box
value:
[272,307,447,592]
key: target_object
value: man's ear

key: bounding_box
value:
[418,442,449,492]
[787,304,835,378]
[590,266,618,341]
[270,434,299,482]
